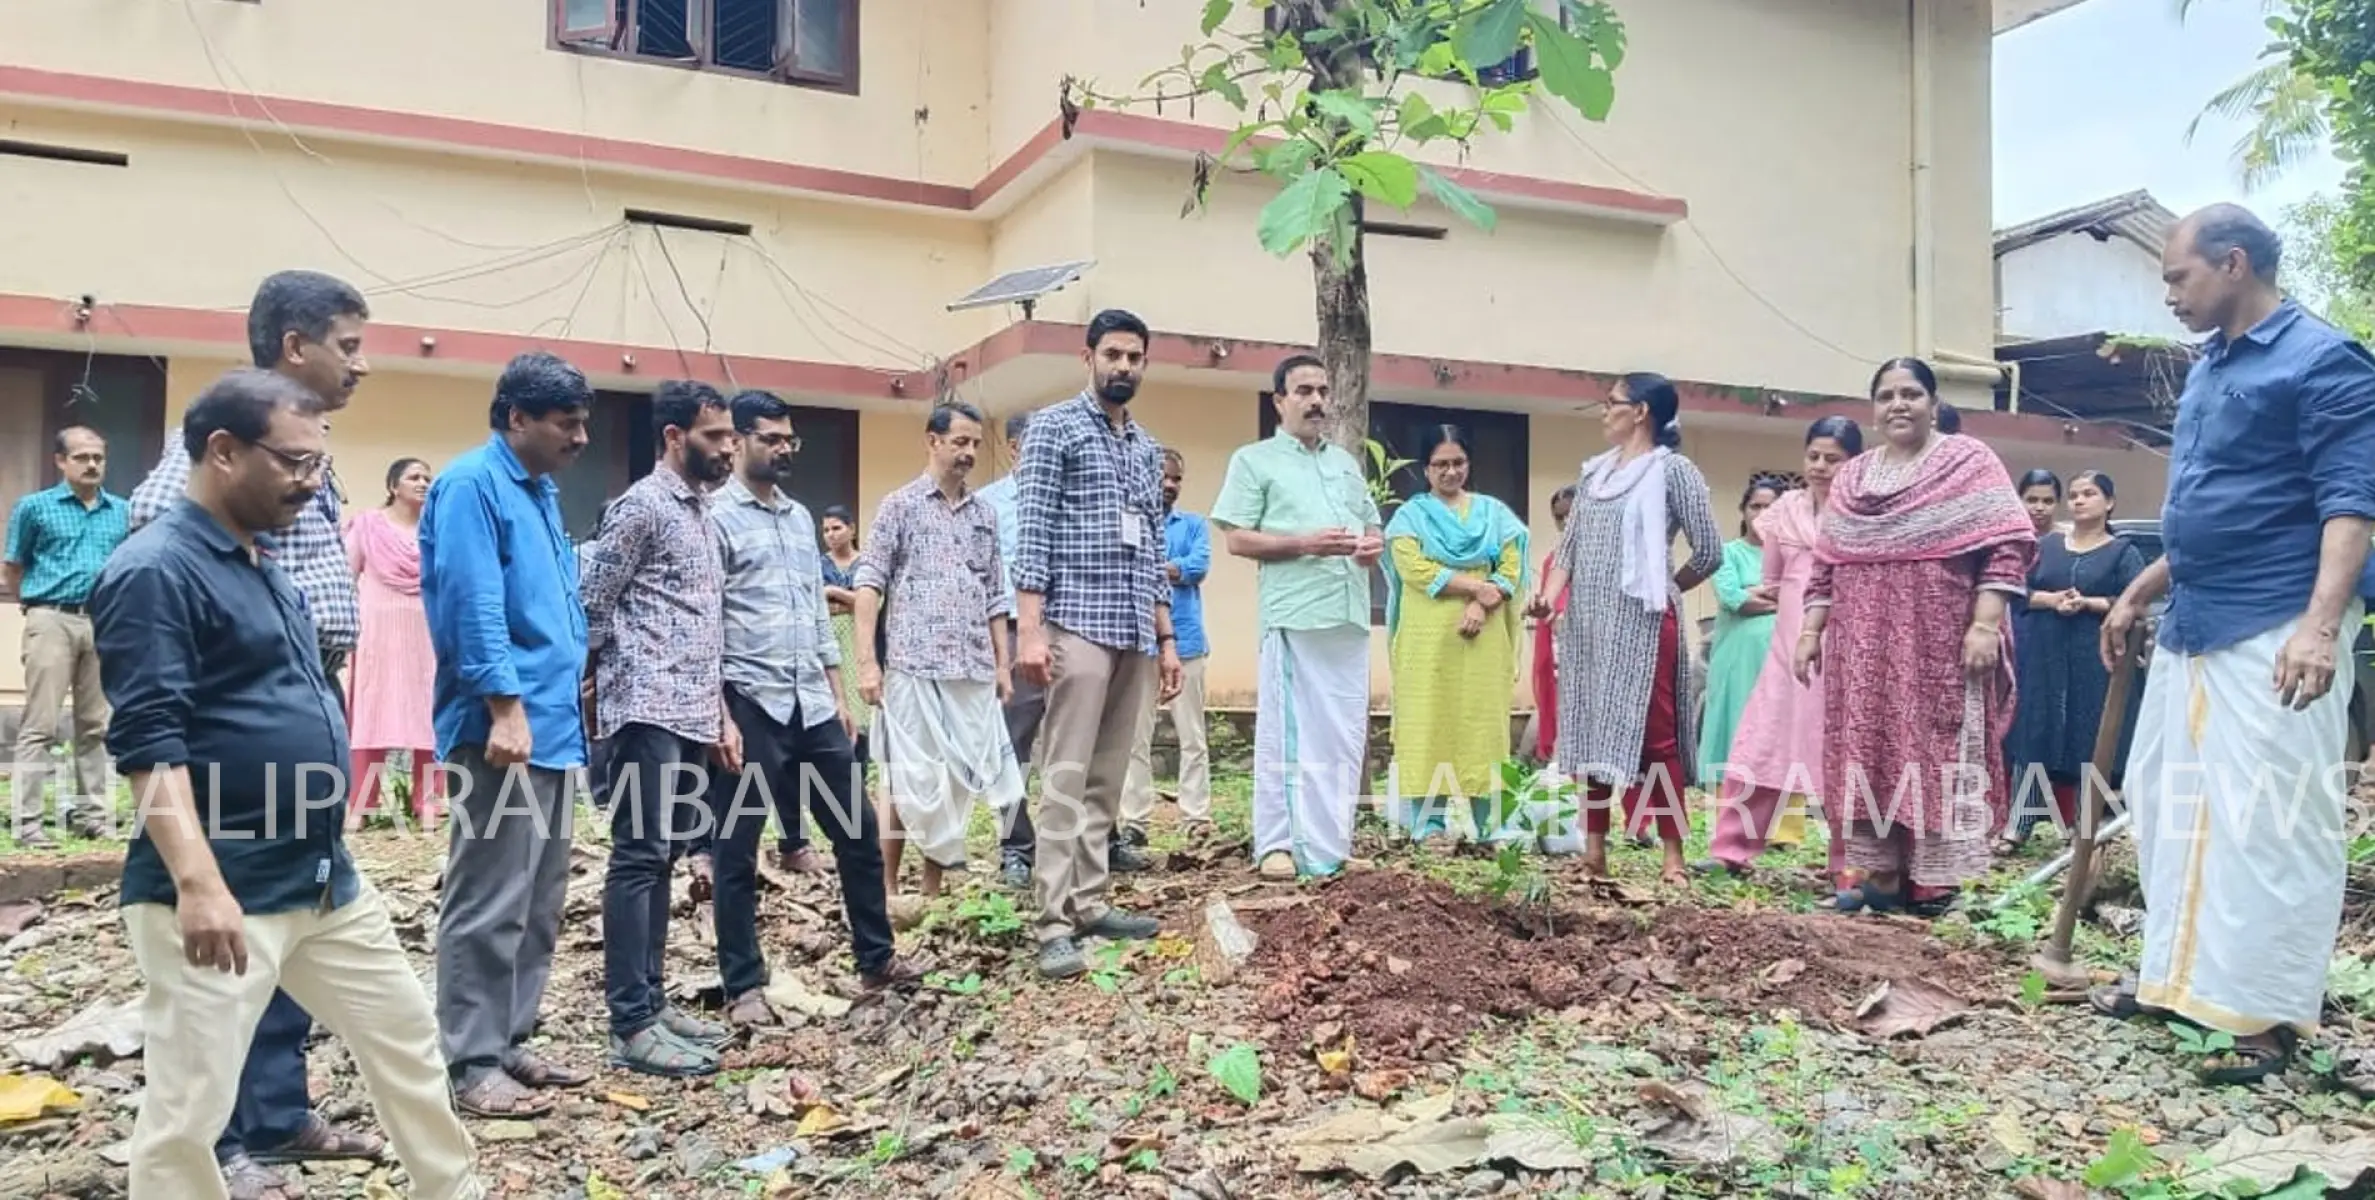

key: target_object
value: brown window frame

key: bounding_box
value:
[548,0,861,96]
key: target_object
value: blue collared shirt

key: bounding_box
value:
[979,472,1020,618]
[94,500,358,916]
[2160,301,2375,655]
[1165,508,1211,660]
[418,435,590,770]
[5,483,129,605]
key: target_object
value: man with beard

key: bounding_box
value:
[2096,204,2375,1083]
[1010,310,1184,979]
[581,380,741,1077]
[128,270,380,1198]
[708,391,918,1027]
[855,402,1026,913]
[1122,449,1213,833]
[421,352,597,1118]
[1211,354,1383,880]
[96,369,482,1200]
[5,425,128,845]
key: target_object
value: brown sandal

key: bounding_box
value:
[251,1114,384,1163]
[223,1152,306,1200]
[503,1048,593,1090]
[454,1070,556,1119]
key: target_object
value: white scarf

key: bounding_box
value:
[1582,446,1672,614]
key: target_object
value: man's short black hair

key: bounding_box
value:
[183,368,318,460]
[2189,202,2284,282]
[488,351,593,431]
[1272,353,1326,395]
[1004,412,1030,443]
[1086,309,1150,352]
[247,270,369,370]
[52,425,103,456]
[730,389,794,433]
[927,401,986,435]
[652,380,729,441]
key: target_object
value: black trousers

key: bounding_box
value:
[775,731,869,855]
[713,688,894,992]
[600,723,709,1038]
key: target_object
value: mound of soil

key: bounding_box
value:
[1245,871,2003,1064]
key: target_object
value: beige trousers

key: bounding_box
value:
[13,606,111,832]
[1124,656,1210,823]
[125,885,484,1200]
[1033,626,1157,942]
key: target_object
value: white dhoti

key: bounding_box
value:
[875,670,1026,868]
[2131,606,2362,1036]
[1253,625,1371,876]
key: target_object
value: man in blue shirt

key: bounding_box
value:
[4,425,128,845]
[420,352,597,1117]
[1123,448,1214,832]
[2099,204,2375,1083]
[96,369,481,1200]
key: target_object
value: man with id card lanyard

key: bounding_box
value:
[1210,354,1385,881]
[1009,309,1185,980]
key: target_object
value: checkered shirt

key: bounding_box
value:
[1008,389,1168,654]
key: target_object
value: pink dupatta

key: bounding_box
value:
[349,508,422,596]
[1815,435,2032,566]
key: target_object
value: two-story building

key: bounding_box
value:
[0,0,2159,709]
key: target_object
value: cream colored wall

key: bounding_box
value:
[0,106,988,380]
[5,0,992,187]
[986,0,1095,167]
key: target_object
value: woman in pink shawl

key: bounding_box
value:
[1703,416,1863,883]
[345,458,441,831]
[1794,360,2035,915]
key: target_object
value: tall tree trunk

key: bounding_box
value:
[1312,210,1373,458]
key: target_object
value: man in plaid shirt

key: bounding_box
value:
[124,270,383,1196]
[1009,309,1184,979]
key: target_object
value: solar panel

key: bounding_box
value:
[946,260,1095,312]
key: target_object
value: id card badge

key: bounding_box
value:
[1118,507,1145,550]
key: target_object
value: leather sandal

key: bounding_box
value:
[453,1070,556,1119]
[502,1048,593,1089]
[251,1114,384,1164]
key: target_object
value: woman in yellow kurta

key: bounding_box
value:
[1385,425,1530,841]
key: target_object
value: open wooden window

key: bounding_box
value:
[775,0,858,86]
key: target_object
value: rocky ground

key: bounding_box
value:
[7,778,2375,1200]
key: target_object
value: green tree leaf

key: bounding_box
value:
[1457,0,1528,70]
[1337,151,1420,208]
[1310,89,1380,137]
[1529,12,1616,120]
[1257,165,1352,256]
[1201,0,1233,37]
[1207,1042,1264,1106]
[1254,137,1320,179]
[1420,166,1497,232]
[2083,1128,2154,1188]
[1199,61,1247,108]
[1397,92,1448,142]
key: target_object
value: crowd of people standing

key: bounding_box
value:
[2,199,2370,1197]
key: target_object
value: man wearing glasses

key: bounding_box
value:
[96,369,483,1200]
[4,425,128,845]
[126,270,384,1197]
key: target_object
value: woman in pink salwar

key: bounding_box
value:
[1702,416,1862,882]
[1794,360,2034,916]
[345,458,442,831]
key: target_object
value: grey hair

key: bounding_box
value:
[2187,203,2283,282]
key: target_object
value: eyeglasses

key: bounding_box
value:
[749,433,803,453]
[253,441,333,479]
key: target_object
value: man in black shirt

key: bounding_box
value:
[95,369,483,1200]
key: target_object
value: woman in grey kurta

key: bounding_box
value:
[1532,372,1723,883]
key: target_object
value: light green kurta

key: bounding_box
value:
[1209,431,1383,631]
[1387,508,1524,800]
[1696,537,1774,785]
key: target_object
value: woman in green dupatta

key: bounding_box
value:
[1384,425,1531,842]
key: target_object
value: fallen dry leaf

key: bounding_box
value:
[0,900,42,939]
[2012,1177,2088,1200]
[0,1074,81,1124]
[1853,978,1972,1039]
[2174,1125,2375,1194]
[1759,958,1806,986]
[1354,1070,1411,1102]
[795,1103,848,1138]
[604,1090,650,1112]
[8,996,143,1070]
[1636,1080,1786,1168]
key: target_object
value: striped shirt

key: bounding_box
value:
[130,439,359,650]
[4,484,130,606]
[1008,390,1168,654]
[709,477,841,730]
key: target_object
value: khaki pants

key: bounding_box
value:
[13,606,111,834]
[1124,656,1210,823]
[1033,627,1157,942]
[125,886,484,1200]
